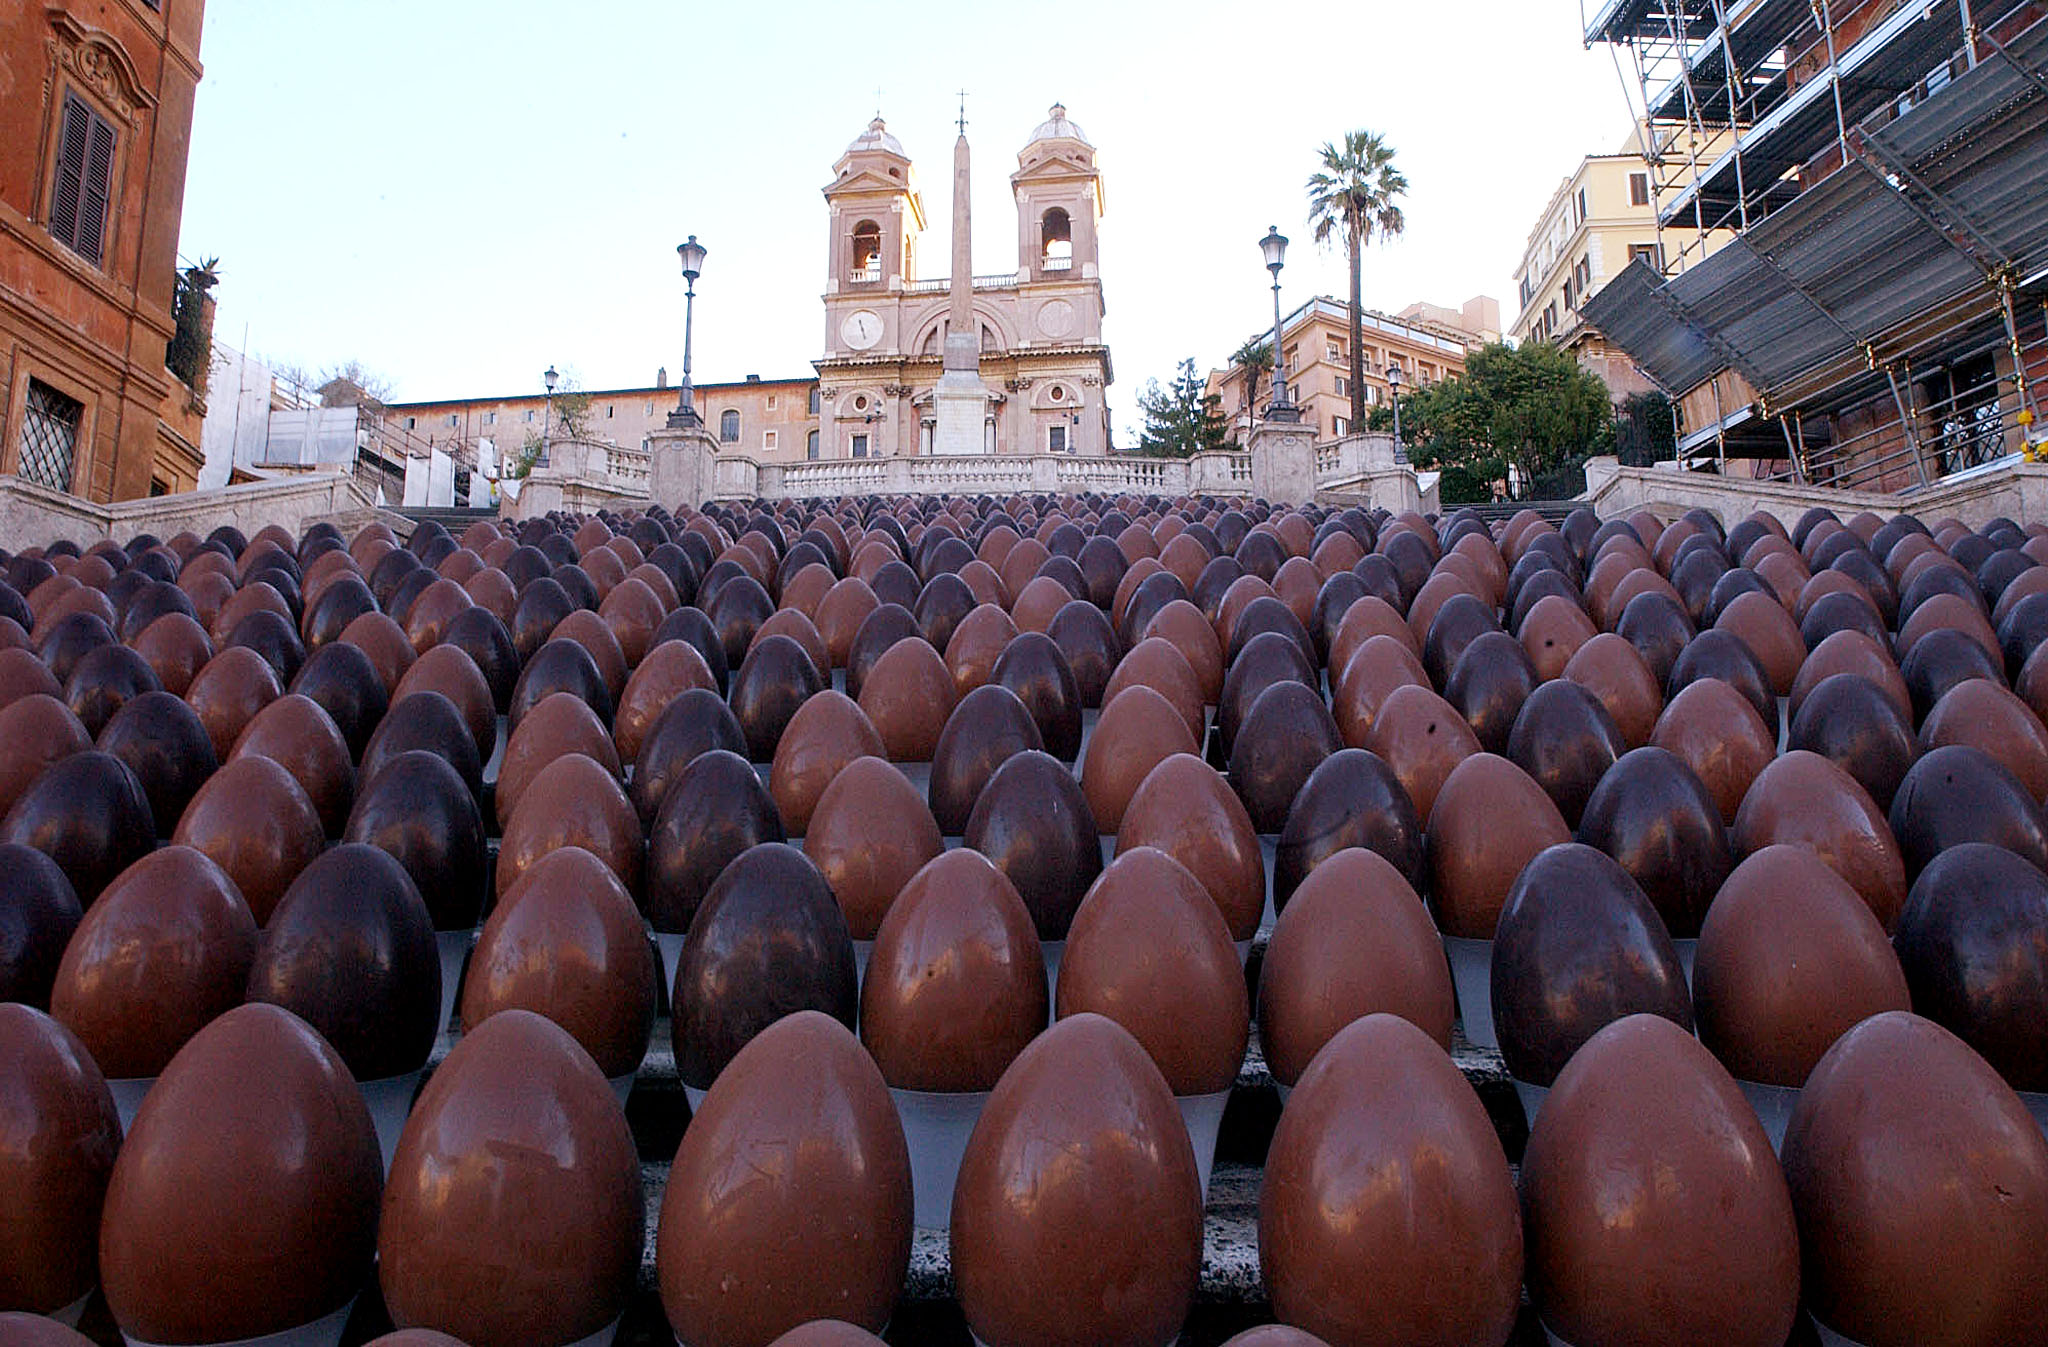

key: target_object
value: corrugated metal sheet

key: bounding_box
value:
[1581,256,1723,393]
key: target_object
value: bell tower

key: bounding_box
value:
[821,116,925,356]
[1012,104,1104,292]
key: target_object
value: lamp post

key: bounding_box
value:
[1261,226,1300,424]
[1386,359,1404,460]
[670,235,707,429]
[538,364,558,468]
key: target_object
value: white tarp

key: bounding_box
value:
[263,408,361,467]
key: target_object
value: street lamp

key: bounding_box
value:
[1260,226,1300,424]
[538,364,558,468]
[1386,359,1404,460]
[670,235,707,429]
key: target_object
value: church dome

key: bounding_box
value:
[1026,103,1091,148]
[847,116,905,157]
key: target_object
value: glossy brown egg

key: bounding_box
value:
[496,753,642,901]
[814,578,880,669]
[860,849,1046,1092]
[610,639,717,763]
[345,751,487,933]
[1116,753,1264,941]
[801,756,941,940]
[964,750,1102,940]
[495,690,621,825]
[462,846,658,1079]
[1080,685,1199,835]
[1577,746,1734,939]
[1522,1014,1799,1347]
[770,691,885,837]
[1519,593,1597,681]
[170,755,323,925]
[1430,753,1570,940]
[951,1013,1201,1347]
[671,843,857,1090]
[338,611,416,695]
[0,646,61,712]
[401,577,472,655]
[855,637,956,762]
[1651,677,1777,824]
[1139,599,1225,706]
[392,644,496,763]
[658,1011,911,1347]
[599,576,666,666]
[1056,847,1248,1095]
[1262,1013,1521,1346]
[645,748,786,936]
[1230,681,1342,835]
[1361,683,1481,824]
[1921,679,2048,800]
[942,603,1018,698]
[928,684,1044,836]
[1784,1012,2048,1346]
[1734,750,1908,931]
[1792,628,1910,721]
[102,1003,381,1343]
[184,644,283,762]
[0,694,92,826]
[227,692,355,837]
[381,1009,642,1346]
[992,631,1084,762]
[1561,632,1662,749]
[1694,845,1909,1087]
[1714,588,1806,696]
[0,1005,120,1315]
[1259,849,1454,1085]
[129,612,213,697]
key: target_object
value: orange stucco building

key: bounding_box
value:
[1,0,207,501]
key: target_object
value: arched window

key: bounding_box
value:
[808,385,820,415]
[1041,208,1073,272]
[806,429,820,460]
[850,220,882,283]
[719,409,739,443]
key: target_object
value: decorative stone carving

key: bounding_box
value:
[45,12,155,125]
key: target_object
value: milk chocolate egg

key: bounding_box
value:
[928,684,1043,836]
[1563,631,1664,748]
[1361,683,1481,824]
[1576,746,1733,939]
[0,844,79,1009]
[1794,629,1911,721]
[991,631,1083,762]
[769,690,884,837]
[1101,636,1204,743]
[0,694,92,825]
[101,1004,380,1343]
[1784,1012,2048,1346]
[1714,588,1805,696]
[393,644,495,763]
[345,751,487,932]
[1431,753,1571,941]
[952,1012,1200,1347]
[0,1005,119,1315]
[1735,750,1908,931]
[0,647,62,712]
[1273,747,1424,907]
[611,639,715,763]
[1920,678,2048,800]
[1081,685,1198,835]
[380,1010,642,1347]
[1894,843,2048,1091]
[658,1011,910,1347]
[965,750,1102,940]
[1693,845,1909,1087]
[2,750,153,907]
[1650,678,1775,825]
[462,846,657,1079]
[1262,1013,1521,1346]
[495,690,620,826]
[1056,847,1248,1094]
[1260,850,1455,1085]
[1789,672,1918,811]
[496,753,642,901]
[1505,679,1623,830]
[1522,1014,1798,1347]
[185,644,283,762]
[671,843,856,1090]
[130,611,213,698]
[860,849,1046,1091]
[854,637,955,763]
[247,843,440,1082]
[647,749,787,935]
[1492,844,1692,1087]
[171,755,322,925]
[228,692,354,837]
[1230,681,1341,835]
[943,603,1018,698]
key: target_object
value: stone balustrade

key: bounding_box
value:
[1580,454,2048,530]
[0,469,380,548]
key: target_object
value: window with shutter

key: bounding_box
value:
[48,93,116,266]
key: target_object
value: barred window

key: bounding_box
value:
[18,380,83,492]
[48,93,116,267]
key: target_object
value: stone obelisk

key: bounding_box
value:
[931,106,989,456]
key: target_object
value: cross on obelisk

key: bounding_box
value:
[956,90,969,135]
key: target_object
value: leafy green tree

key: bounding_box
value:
[1617,390,1677,466]
[1307,130,1408,435]
[1394,342,1616,503]
[1138,358,1231,458]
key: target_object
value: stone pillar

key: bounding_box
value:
[648,421,721,510]
[1249,418,1316,506]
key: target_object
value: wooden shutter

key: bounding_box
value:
[47,93,115,266]
[77,112,116,266]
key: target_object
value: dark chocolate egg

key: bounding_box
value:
[964,750,1102,940]
[63,642,161,738]
[1116,753,1265,940]
[1056,847,1247,1094]
[1444,630,1538,756]
[1506,679,1623,829]
[1789,671,1919,811]
[1894,843,2048,1092]
[657,1011,910,1347]
[344,751,486,932]
[2,750,153,906]
[462,846,658,1079]
[951,1012,1200,1347]
[630,686,749,825]
[0,694,92,825]
[495,753,642,901]
[0,1004,120,1315]
[228,692,354,837]
[94,690,215,831]
[647,748,787,936]
[392,644,495,764]
[247,843,440,1082]
[991,631,1083,762]
[170,754,322,925]
[1273,747,1424,907]
[769,690,884,836]
[1361,684,1480,823]
[185,644,284,762]
[509,636,613,730]
[1430,752,1571,940]
[1693,844,1909,1087]
[1492,843,1692,1087]
[1261,1013,1521,1345]
[494,689,620,826]
[730,633,824,763]
[1888,747,2048,888]
[288,640,388,759]
[1576,746,1733,938]
[671,843,856,1090]
[1046,600,1122,710]
[1260,850,1455,1084]
[1563,631,1664,748]
[928,684,1043,836]
[1230,680,1341,835]
[1735,749,1907,931]
[860,849,1046,1091]
[1217,630,1315,761]
[380,1010,642,1346]
[1784,1011,2048,1346]
[1650,677,1776,825]
[1522,1014,1799,1347]
[843,605,918,703]
[0,843,80,1009]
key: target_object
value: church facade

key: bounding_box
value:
[384,106,1114,468]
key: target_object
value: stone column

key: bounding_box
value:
[1249,418,1316,506]
[648,421,722,511]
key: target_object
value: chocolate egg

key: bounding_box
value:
[1891,742,2048,879]
[1101,636,1204,743]
[1788,672,1919,811]
[494,690,620,826]
[380,1009,642,1346]
[1444,630,1538,756]
[171,755,322,925]
[1273,747,1425,906]
[1260,850,1455,1085]
[1361,683,1481,824]
[90,691,212,833]
[130,612,213,698]
[2,750,153,906]
[1262,1013,1521,1345]
[1081,685,1198,835]
[1794,628,1912,721]
[928,684,1043,836]
[672,843,856,1091]
[62,642,161,738]
[1714,588,1805,696]
[730,633,824,762]
[991,631,1083,762]
[462,846,658,1079]
[630,686,749,825]
[0,844,80,1009]
[1650,678,1776,825]
[1784,1011,2048,1345]
[345,751,487,932]
[101,1003,379,1342]
[496,753,642,901]
[964,750,1102,940]
[1505,679,1624,830]
[247,843,440,1082]
[1522,1014,1798,1347]
[0,694,92,825]
[0,1005,120,1315]
[952,1012,1199,1347]
[1563,631,1664,748]
[228,692,354,837]
[0,647,62,712]
[860,849,1046,1091]
[1894,843,2048,1091]
[1430,752,1571,940]
[942,603,1018,698]
[288,640,389,759]
[611,639,716,763]
[1056,847,1248,1094]
[658,1011,910,1347]
[1229,681,1342,835]
[1576,746,1733,938]
[1693,844,1909,1087]
[1046,599,1122,710]
[1492,844,1692,1087]
[1734,749,1907,931]
[1115,759,1261,945]
[509,636,614,730]
[1139,599,1224,705]
[769,690,884,836]
[184,644,283,762]
[392,643,495,762]
[647,749,788,935]
[1920,678,2048,800]
[854,637,955,762]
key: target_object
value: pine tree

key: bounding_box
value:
[1137,358,1231,458]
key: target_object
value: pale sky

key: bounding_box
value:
[179,0,1637,443]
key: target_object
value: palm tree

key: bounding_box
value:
[1307,131,1408,435]
[1230,336,1272,438]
